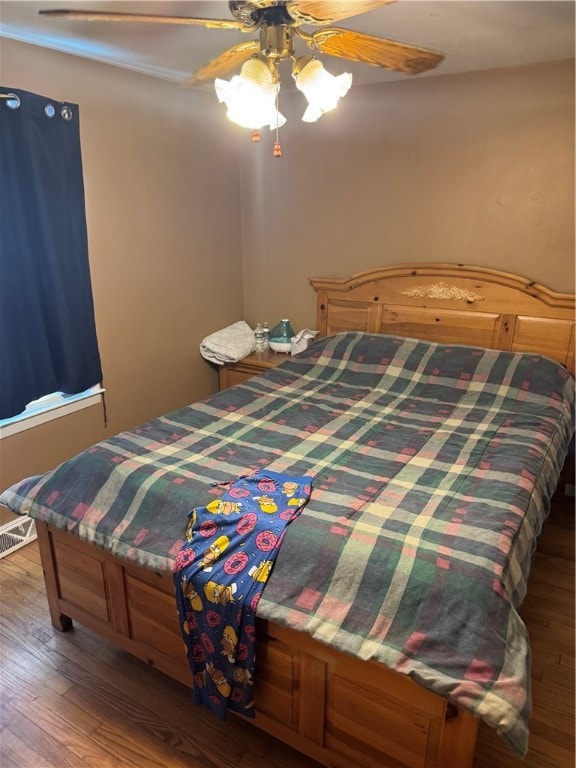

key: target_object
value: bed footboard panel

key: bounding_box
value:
[35,521,478,768]
[37,520,192,684]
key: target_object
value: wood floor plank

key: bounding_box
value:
[527,552,574,588]
[525,734,575,768]
[61,657,271,768]
[528,623,575,657]
[7,690,133,768]
[2,705,94,768]
[531,679,575,721]
[529,701,576,736]
[64,685,193,768]
[0,727,58,768]
[64,678,228,768]
[88,718,209,768]
[0,633,75,698]
[1,551,46,587]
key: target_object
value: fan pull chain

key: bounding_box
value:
[252,129,261,142]
[273,82,282,158]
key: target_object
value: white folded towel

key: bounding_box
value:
[199,321,256,365]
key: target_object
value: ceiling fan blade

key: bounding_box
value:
[187,41,261,85]
[39,10,247,31]
[307,28,444,74]
[286,1,394,25]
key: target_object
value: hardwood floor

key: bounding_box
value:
[0,492,573,768]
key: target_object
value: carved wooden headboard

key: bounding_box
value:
[309,263,575,375]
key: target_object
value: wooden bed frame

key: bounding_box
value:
[34,265,574,768]
[310,263,574,376]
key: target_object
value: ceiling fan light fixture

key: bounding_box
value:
[38,2,447,152]
[215,56,285,130]
[293,57,352,123]
[239,55,276,87]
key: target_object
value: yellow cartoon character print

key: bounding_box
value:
[206,499,243,516]
[204,580,237,606]
[287,497,306,507]
[254,495,277,514]
[183,581,203,611]
[233,667,253,686]
[194,669,207,689]
[281,481,299,498]
[248,560,274,583]
[206,662,231,698]
[220,625,238,663]
[200,534,230,569]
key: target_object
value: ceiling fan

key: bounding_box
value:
[40,1,445,81]
[40,1,445,153]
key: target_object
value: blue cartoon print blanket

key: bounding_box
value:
[173,470,313,718]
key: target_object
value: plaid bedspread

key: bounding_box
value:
[1,332,574,755]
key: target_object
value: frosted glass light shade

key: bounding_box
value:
[294,59,352,123]
[215,57,286,130]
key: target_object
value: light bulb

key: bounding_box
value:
[294,58,352,123]
[214,56,286,130]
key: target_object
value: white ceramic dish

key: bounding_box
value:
[269,340,292,353]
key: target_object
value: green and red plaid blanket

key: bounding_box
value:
[2,333,573,755]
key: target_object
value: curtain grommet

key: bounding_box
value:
[45,103,56,118]
[4,93,20,110]
[61,105,73,121]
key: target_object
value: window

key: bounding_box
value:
[0,386,105,439]
[0,87,103,422]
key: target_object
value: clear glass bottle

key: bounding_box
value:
[262,322,270,352]
[254,323,266,353]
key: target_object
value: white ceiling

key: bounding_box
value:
[1,0,574,92]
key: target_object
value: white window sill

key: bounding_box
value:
[0,386,105,439]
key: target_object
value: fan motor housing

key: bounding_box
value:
[260,24,294,59]
[228,1,259,26]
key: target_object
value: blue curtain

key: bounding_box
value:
[0,87,103,420]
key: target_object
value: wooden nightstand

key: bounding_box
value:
[219,350,290,390]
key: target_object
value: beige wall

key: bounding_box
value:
[240,60,575,332]
[1,44,574,498]
[0,39,244,493]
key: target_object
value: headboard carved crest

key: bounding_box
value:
[400,282,484,303]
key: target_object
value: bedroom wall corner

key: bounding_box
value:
[238,59,575,332]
